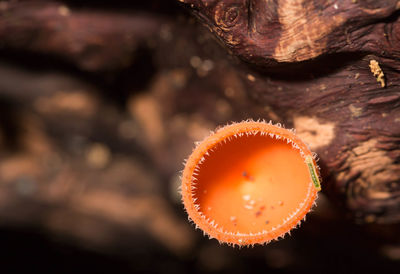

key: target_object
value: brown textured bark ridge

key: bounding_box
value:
[179,0,400,67]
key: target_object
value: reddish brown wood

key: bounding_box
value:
[0,1,166,71]
[179,0,400,68]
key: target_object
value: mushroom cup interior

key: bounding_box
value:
[192,133,312,235]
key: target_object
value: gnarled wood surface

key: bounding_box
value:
[180,0,400,66]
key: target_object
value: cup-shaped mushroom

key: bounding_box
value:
[181,121,321,246]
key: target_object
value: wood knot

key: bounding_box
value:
[214,3,241,29]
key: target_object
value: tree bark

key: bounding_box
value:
[0,1,166,71]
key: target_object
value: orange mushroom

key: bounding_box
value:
[181,120,321,246]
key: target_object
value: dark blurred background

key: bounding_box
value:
[1,0,400,273]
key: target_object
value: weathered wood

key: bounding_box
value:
[0,1,166,71]
[179,0,400,68]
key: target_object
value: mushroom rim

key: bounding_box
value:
[181,121,320,246]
